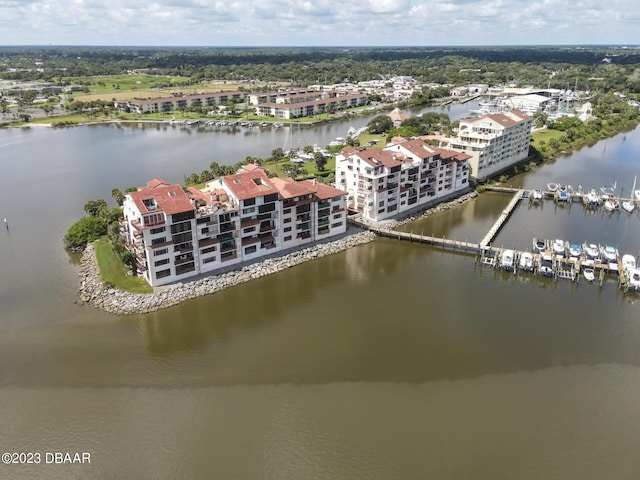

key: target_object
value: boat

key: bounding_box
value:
[518,252,535,272]
[603,198,619,212]
[626,268,640,291]
[600,181,617,198]
[583,267,596,282]
[533,238,547,254]
[600,244,619,263]
[583,189,601,207]
[500,249,515,271]
[568,244,582,259]
[557,189,569,202]
[346,126,357,137]
[530,189,543,202]
[546,182,559,192]
[622,175,637,213]
[635,189,640,201]
[622,254,637,273]
[552,239,566,257]
[538,254,555,277]
[583,243,600,262]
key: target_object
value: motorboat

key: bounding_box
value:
[546,182,559,192]
[500,249,515,271]
[530,189,543,202]
[533,238,547,254]
[600,244,619,263]
[538,254,555,277]
[583,267,596,283]
[603,198,619,212]
[557,189,569,202]
[622,254,637,273]
[568,244,582,259]
[627,268,640,291]
[635,189,640,201]
[552,239,566,257]
[518,252,535,272]
[583,189,601,207]
[583,243,600,262]
[600,181,617,198]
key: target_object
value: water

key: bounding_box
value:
[2,109,640,479]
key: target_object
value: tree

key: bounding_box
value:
[63,216,107,250]
[314,151,327,171]
[367,115,393,134]
[111,188,125,206]
[83,199,107,217]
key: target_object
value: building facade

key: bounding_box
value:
[114,91,245,115]
[120,173,348,287]
[335,138,471,222]
[448,110,533,181]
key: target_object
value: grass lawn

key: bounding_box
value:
[94,238,152,294]
[530,129,564,150]
[262,156,336,179]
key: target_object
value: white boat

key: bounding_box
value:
[500,249,515,271]
[622,175,637,213]
[635,190,640,201]
[600,244,619,263]
[552,239,566,257]
[600,181,617,198]
[538,254,555,277]
[518,252,535,272]
[583,267,596,282]
[603,198,619,212]
[583,243,600,261]
[622,254,637,272]
[346,126,357,137]
[583,189,601,207]
[568,244,582,258]
[627,268,640,291]
[530,189,543,202]
[533,238,547,254]
[546,182,559,192]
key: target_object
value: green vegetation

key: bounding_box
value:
[94,238,152,293]
[63,216,107,250]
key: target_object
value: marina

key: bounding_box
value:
[359,184,640,293]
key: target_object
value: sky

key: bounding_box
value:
[0,0,639,47]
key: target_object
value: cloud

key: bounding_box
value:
[0,0,638,45]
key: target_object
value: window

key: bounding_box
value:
[156,269,171,279]
[284,218,291,224]
[150,226,165,234]
[283,208,291,215]
[151,237,167,246]
[242,207,255,215]
[244,226,256,233]
[201,246,217,254]
[284,226,292,232]
[203,256,217,264]
[243,198,256,207]
[154,258,170,267]
[153,248,168,256]
[244,245,257,255]
[284,236,292,242]
[331,222,343,228]
[333,213,342,219]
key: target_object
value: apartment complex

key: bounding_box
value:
[254,93,368,119]
[335,138,471,222]
[114,91,245,114]
[120,171,348,286]
[448,110,533,181]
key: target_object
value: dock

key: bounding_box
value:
[352,186,636,292]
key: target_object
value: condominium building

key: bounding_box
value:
[120,172,348,287]
[448,109,533,181]
[114,91,245,115]
[335,138,471,222]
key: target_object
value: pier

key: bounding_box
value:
[353,187,637,292]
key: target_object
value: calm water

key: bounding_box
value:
[2,108,640,479]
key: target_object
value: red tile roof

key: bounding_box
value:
[129,181,195,215]
[223,170,279,201]
[299,180,347,200]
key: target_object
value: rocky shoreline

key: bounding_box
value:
[77,231,376,315]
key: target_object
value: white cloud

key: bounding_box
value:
[0,0,638,45]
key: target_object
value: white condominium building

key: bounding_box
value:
[335,138,471,222]
[120,171,348,287]
[449,109,533,181]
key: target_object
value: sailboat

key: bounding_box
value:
[622,175,637,213]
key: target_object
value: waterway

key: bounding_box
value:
[2,105,640,479]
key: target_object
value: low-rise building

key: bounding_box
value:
[114,91,245,114]
[120,172,348,286]
[335,138,471,222]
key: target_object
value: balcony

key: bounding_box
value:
[297,231,312,240]
[240,217,261,228]
[259,223,275,233]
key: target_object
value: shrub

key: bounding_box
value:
[63,216,107,250]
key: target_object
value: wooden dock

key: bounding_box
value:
[480,189,524,247]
